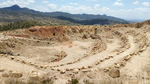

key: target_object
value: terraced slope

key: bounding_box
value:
[0,20,150,84]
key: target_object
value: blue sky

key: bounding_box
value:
[0,0,150,20]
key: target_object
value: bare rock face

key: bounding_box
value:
[109,68,120,78]
[25,26,69,42]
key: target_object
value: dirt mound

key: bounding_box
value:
[25,26,69,42]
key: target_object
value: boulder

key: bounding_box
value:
[91,68,98,72]
[90,35,100,39]
[104,68,109,72]
[109,68,120,78]
[82,34,88,39]
[124,55,131,61]
[120,61,126,67]
[0,68,4,72]
[30,74,40,80]
[11,71,23,78]
[109,56,113,58]
[57,69,60,71]
[88,65,92,68]
[10,56,15,60]
[100,60,104,62]
[60,69,66,74]
[66,68,70,71]
[55,51,67,58]
[2,71,11,77]
[73,69,79,74]
[81,66,86,69]
[82,70,88,73]
[30,71,40,80]
[115,64,120,68]
[21,60,26,64]
[95,61,100,65]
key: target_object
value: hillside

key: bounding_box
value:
[55,16,128,25]
[0,5,129,25]
[0,6,79,26]
[3,5,128,22]
[49,12,127,22]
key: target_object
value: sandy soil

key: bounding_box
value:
[0,22,150,84]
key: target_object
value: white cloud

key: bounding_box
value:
[43,1,49,4]
[0,0,149,20]
[59,5,74,10]
[58,5,110,15]
[142,2,150,6]
[69,3,79,5]
[132,1,139,5]
[102,7,150,20]
[94,4,100,7]
[77,6,91,11]
[32,6,49,12]
[0,0,35,7]
[117,0,122,1]
[113,2,124,6]
[56,4,150,20]
[58,5,92,14]
[101,7,110,10]
[48,4,57,9]
[27,0,34,3]
[88,0,98,1]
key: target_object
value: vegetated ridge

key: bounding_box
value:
[0,5,129,25]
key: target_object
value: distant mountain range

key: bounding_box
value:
[0,5,129,25]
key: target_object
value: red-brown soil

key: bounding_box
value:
[25,26,69,42]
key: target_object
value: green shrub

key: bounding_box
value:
[0,20,43,31]
[71,79,79,84]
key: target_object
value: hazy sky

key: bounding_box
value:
[0,0,150,20]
